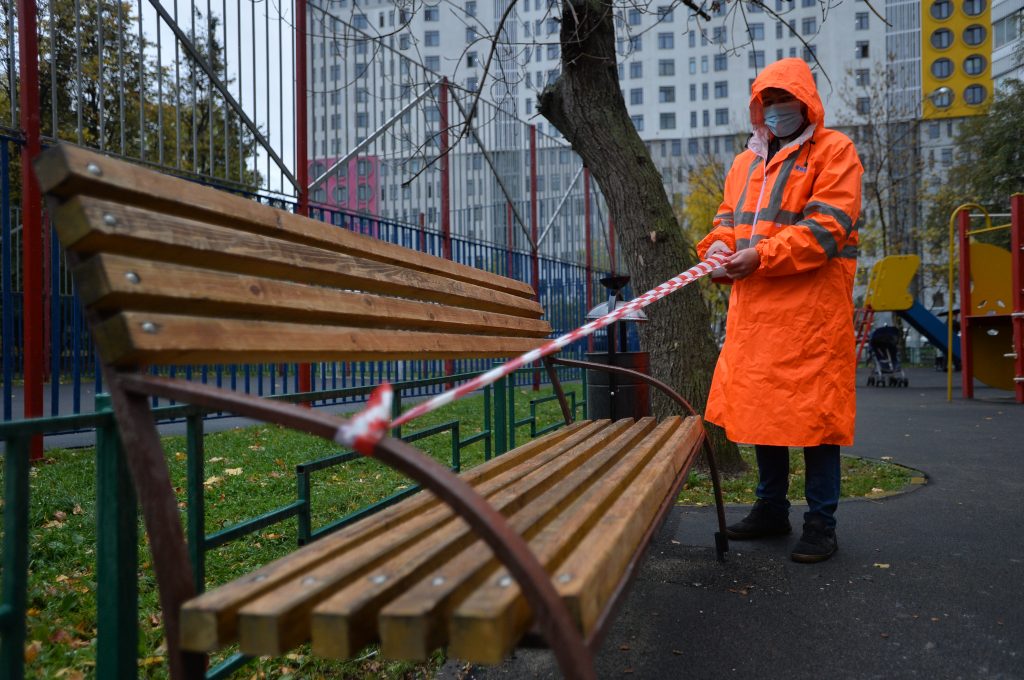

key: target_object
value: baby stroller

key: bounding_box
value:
[866,326,909,387]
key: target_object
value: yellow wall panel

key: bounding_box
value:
[921,0,993,119]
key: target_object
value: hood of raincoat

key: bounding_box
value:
[748,58,825,128]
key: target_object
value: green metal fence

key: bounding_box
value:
[0,367,586,679]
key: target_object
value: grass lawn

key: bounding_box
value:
[6,382,913,678]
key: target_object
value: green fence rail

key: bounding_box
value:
[0,366,587,679]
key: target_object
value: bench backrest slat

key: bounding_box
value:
[38,145,551,368]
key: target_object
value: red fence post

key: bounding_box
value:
[506,201,514,278]
[18,0,43,458]
[1011,193,1023,404]
[440,79,454,383]
[957,208,973,400]
[295,0,312,399]
[530,125,540,391]
[419,211,426,252]
[584,166,593,353]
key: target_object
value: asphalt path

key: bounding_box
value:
[445,367,1024,679]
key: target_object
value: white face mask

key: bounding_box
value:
[763,100,805,138]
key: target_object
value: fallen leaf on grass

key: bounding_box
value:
[72,504,83,515]
[208,457,224,463]
[225,467,243,476]
[56,669,85,680]
[139,656,164,667]
[174,452,186,461]
[24,640,42,663]
[204,476,223,488]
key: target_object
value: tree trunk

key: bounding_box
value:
[538,0,744,473]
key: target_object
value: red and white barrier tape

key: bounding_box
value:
[336,252,729,454]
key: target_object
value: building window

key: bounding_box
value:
[932,58,955,79]
[963,54,986,76]
[713,27,726,44]
[672,140,682,156]
[776,21,784,39]
[630,88,644,105]
[658,32,674,49]
[660,113,677,129]
[928,121,940,139]
[931,28,953,49]
[424,6,439,21]
[689,32,697,48]
[855,68,870,86]
[701,82,709,99]
[353,13,368,28]
[930,86,954,108]
[630,61,643,78]
[803,44,817,61]
[631,114,644,131]
[855,12,869,29]
[425,55,440,71]
[701,55,709,72]
[547,44,559,59]
[690,84,697,101]
[628,9,642,25]
[856,97,870,114]
[467,52,478,68]
[714,54,727,71]
[749,50,765,68]
[750,23,764,40]
[689,57,697,74]
[855,41,869,58]
[466,0,477,16]
[714,80,728,98]
[801,17,816,35]
[659,86,676,102]
[399,33,410,50]
[962,0,985,17]
[467,27,478,42]
[994,12,1021,48]
[425,30,440,46]
[930,0,952,20]
[356,112,368,128]
[963,24,986,46]
[941,148,953,166]
[702,110,710,127]
[657,5,675,21]
[801,0,814,6]
[964,83,987,105]
[715,108,729,125]
[690,112,698,128]
[659,59,675,76]
[334,186,348,203]
[629,35,643,52]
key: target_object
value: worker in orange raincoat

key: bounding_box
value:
[696,58,863,563]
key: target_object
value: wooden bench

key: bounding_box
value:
[36,144,729,680]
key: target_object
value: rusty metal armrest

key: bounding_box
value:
[117,373,596,680]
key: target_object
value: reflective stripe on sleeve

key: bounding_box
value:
[802,200,855,235]
[798,217,839,258]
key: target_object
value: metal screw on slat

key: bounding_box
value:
[124,271,140,284]
[103,213,117,226]
[370,574,388,585]
[498,576,512,588]
[252,574,268,583]
[301,576,318,586]
[141,322,158,334]
[557,573,573,584]
[431,576,446,587]
[86,162,102,176]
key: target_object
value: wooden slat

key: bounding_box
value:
[179,423,589,652]
[57,197,544,319]
[552,417,704,634]
[91,312,548,367]
[35,144,536,299]
[76,254,552,338]
[447,416,702,664]
[236,421,627,657]
[368,418,659,662]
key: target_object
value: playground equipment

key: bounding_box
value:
[948,196,1024,403]
[863,254,961,372]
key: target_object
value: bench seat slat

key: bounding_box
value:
[59,197,544,319]
[92,312,548,367]
[77,254,553,338]
[446,416,700,664]
[179,422,596,652]
[36,145,537,299]
[374,417,686,661]
[235,420,631,656]
[307,419,660,660]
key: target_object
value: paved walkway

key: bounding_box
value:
[450,367,1024,679]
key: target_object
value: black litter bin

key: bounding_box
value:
[586,351,651,420]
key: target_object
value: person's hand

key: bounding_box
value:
[723,248,760,279]
[705,240,733,260]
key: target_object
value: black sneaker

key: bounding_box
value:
[725,499,792,540]
[790,516,838,563]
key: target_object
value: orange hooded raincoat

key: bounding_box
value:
[696,58,863,447]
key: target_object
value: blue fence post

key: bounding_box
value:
[95,394,139,680]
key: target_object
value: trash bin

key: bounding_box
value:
[586,351,651,420]
[585,275,651,421]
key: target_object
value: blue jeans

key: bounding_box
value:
[755,444,841,528]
